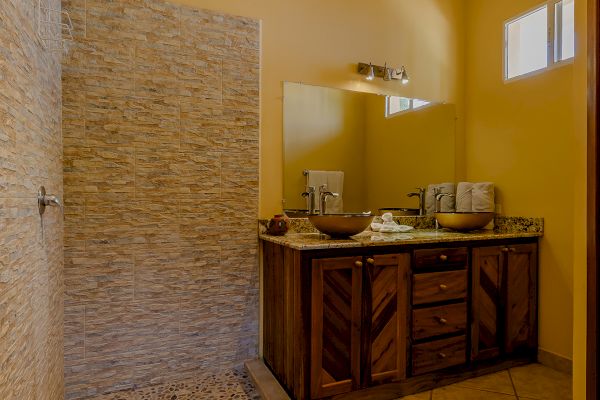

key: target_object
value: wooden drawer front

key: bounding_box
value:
[411,335,466,375]
[414,247,468,269]
[412,303,467,340]
[412,270,467,305]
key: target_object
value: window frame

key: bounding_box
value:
[503,0,574,83]
[384,96,433,119]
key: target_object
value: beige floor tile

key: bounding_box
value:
[432,384,517,400]
[454,370,515,395]
[509,363,572,400]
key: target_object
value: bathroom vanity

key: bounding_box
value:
[260,228,540,399]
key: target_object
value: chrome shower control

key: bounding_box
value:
[38,186,62,215]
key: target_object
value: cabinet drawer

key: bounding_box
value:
[412,270,467,305]
[414,247,468,269]
[412,302,467,340]
[412,335,466,375]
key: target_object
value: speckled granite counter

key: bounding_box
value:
[258,216,543,250]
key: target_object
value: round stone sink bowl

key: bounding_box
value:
[434,212,495,231]
[308,213,374,238]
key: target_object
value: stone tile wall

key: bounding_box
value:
[61,0,260,398]
[0,0,64,399]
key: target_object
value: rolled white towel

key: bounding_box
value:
[456,182,474,212]
[438,182,456,212]
[472,182,495,212]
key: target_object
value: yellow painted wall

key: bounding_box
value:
[364,97,456,212]
[168,0,466,218]
[572,0,587,398]
[464,0,580,362]
[283,83,367,212]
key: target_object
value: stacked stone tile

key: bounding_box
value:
[0,1,64,399]
[61,0,260,398]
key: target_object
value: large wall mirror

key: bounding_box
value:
[283,82,457,215]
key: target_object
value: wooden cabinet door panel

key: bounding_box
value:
[311,257,362,398]
[471,246,504,361]
[362,254,409,386]
[505,243,538,354]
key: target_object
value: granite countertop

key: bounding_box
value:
[259,229,542,250]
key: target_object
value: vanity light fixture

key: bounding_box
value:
[398,66,409,85]
[383,63,393,81]
[357,62,409,83]
[365,63,375,81]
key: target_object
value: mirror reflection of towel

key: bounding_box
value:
[306,170,344,213]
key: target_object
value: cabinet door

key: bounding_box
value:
[471,246,505,361]
[504,243,538,354]
[362,254,409,386]
[311,257,362,399]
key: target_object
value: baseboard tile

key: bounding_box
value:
[538,348,573,375]
[245,359,291,400]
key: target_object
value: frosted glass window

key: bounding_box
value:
[412,99,430,109]
[505,6,548,80]
[555,0,575,61]
[386,96,410,116]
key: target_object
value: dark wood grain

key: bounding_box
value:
[311,257,362,398]
[412,270,468,305]
[411,335,467,375]
[413,247,468,269]
[504,243,538,353]
[589,0,599,398]
[362,254,410,386]
[471,246,504,361]
[412,302,467,341]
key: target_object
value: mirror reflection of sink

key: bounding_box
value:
[283,209,309,218]
[378,208,420,216]
[308,213,374,238]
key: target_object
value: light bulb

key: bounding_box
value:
[366,63,375,81]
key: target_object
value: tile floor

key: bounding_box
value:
[87,363,570,400]
[396,363,572,400]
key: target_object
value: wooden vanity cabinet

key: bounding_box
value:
[262,238,539,400]
[471,243,538,361]
[310,254,410,398]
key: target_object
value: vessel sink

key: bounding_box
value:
[378,207,420,216]
[434,212,495,231]
[308,213,374,238]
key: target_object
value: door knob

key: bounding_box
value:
[355,260,363,267]
[366,258,375,265]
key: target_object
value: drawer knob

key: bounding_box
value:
[366,258,375,265]
[355,260,363,267]
[439,254,448,261]
[439,284,448,291]
[509,247,516,252]
[438,352,447,359]
[501,247,509,252]
[436,317,448,325]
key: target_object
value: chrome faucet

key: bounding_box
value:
[301,186,317,215]
[435,192,455,213]
[318,184,339,215]
[407,187,426,216]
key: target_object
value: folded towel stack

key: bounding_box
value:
[455,182,495,212]
[456,182,474,212]
[425,183,455,215]
[472,182,495,212]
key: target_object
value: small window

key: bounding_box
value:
[504,0,575,81]
[385,96,431,118]
[555,0,575,61]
